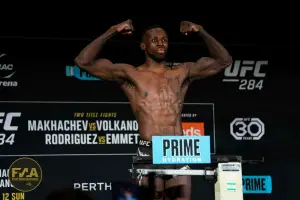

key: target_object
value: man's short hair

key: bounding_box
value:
[141,24,166,42]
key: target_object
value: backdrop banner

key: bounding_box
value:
[0,101,215,155]
[0,156,276,200]
[0,37,299,200]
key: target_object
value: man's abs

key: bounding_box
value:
[138,123,183,141]
[134,99,183,140]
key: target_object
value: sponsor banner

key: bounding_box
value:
[65,65,101,81]
[0,156,273,200]
[0,53,18,88]
[0,155,132,200]
[152,136,211,164]
[242,176,272,194]
[230,118,265,140]
[8,157,43,192]
[222,60,268,91]
[1,157,272,200]
[0,155,267,200]
[0,101,215,155]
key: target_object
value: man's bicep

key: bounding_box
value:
[88,59,132,81]
[185,57,223,80]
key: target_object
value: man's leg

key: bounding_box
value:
[135,141,165,199]
[164,175,191,200]
[140,176,165,200]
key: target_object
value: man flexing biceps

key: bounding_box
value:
[75,19,232,200]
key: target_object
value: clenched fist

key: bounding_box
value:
[112,19,134,35]
[180,21,203,35]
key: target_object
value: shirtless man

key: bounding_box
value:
[74,19,232,200]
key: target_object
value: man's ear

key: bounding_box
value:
[140,43,146,51]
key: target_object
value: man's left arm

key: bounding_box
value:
[180,21,232,80]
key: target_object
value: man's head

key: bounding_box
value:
[140,25,168,62]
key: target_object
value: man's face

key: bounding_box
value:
[141,28,169,61]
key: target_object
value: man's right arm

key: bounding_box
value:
[74,20,136,82]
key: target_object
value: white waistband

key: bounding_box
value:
[137,147,151,157]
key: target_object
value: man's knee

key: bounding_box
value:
[139,187,163,200]
[164,176,191,192]
[164,176,191,200]
[154,191,164,200]
[173,198,189,200]
[139,176,165,200]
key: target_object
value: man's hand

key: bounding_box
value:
[180,21,203,35]
[112,19,134,35]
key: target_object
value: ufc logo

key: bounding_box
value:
[224,60,268,78]
[139,140,151,146]
[0,112,21,131]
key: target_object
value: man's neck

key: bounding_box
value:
[144,57,166,73]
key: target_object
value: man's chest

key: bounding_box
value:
[121,69,189,100]
[138,71,186,91]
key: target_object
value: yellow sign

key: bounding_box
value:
[98,136,105,144]
[2,192,25,200]
[8,157,42,192]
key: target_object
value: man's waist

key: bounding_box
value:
[138,133,183,147]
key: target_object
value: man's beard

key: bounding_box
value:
[147,51,166,63]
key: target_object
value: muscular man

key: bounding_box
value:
[75,19,232,200]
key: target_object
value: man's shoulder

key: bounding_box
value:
[168,62,190,73]
[135,65,147,71]
[167,62,181,68]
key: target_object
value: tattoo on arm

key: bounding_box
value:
[134,109,142,119]
[124,81,135,89]
[167,77,172,84]
[175,75,180,83]
[198,29,232,67]
[166,76,180,84]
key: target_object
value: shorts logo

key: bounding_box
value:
[182,122,204,136]
[139,140,151,146]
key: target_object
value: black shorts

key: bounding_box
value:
[135,139,190,178]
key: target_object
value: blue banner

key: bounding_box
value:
[242,176,272,194]
[152,136,211,164]
[65,65,100,81]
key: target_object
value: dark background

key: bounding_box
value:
[0,13,300,200]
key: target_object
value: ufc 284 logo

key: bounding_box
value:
[0,112,21,145]
[230,118,265,140]
[223,60,268,91]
